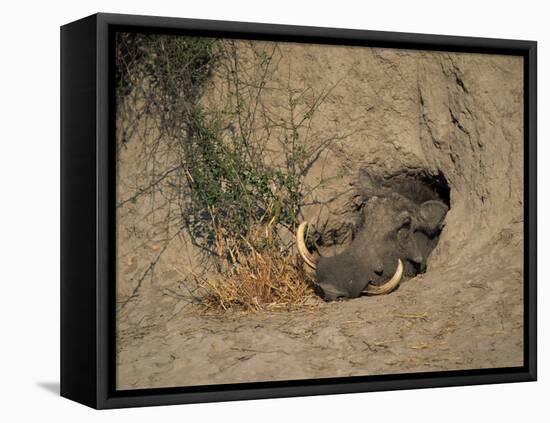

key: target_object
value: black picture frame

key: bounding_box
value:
[60,12,537,409]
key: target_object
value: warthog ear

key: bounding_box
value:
[418,200,448,232]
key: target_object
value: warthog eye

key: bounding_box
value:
[397,215,412,239]
[396,212,412,231]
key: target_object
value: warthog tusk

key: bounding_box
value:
[363,259,403,295]
[296,222,317,270]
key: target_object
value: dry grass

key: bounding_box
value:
[197,249,320,313]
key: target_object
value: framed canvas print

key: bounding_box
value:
[60,13,537,409]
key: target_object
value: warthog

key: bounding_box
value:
[296,175,449,300]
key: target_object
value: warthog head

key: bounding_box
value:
[296,174,449,300]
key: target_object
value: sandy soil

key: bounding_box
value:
[115,41,524,389]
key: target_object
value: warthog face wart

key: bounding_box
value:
[297,178,449,301]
